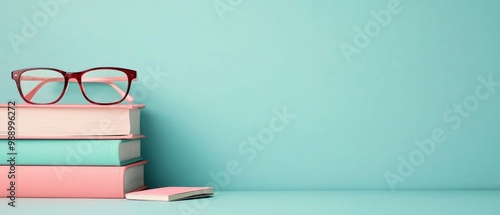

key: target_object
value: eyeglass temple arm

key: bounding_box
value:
[22,76,135,103]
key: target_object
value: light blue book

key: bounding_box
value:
[0,139,142,166]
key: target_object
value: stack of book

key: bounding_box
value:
[0,104,147,198]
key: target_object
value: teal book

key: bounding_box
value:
[0,138,142,166]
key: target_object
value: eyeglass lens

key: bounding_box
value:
[20,69,65,104]
[81,69,129,104]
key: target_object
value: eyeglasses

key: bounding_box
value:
[11,67,137,105]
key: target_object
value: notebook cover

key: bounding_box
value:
[125,187,213,201]
[0,160,147,198]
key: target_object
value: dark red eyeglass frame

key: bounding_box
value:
[11,67,137,105]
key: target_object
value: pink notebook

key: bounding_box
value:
[125,187,213,201]
[0,161,147,198]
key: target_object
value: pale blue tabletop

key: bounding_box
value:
[1,191,499,215]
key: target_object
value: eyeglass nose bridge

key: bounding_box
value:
[65,72,98,103]
[65,72,84,82]
[63,72,84,95]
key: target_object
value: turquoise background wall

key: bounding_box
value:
[0,0,499,191]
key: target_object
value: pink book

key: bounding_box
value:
[0,161,147,198]
[0,104,144,138]
[126,187,214,201]
[0,134,145,140]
